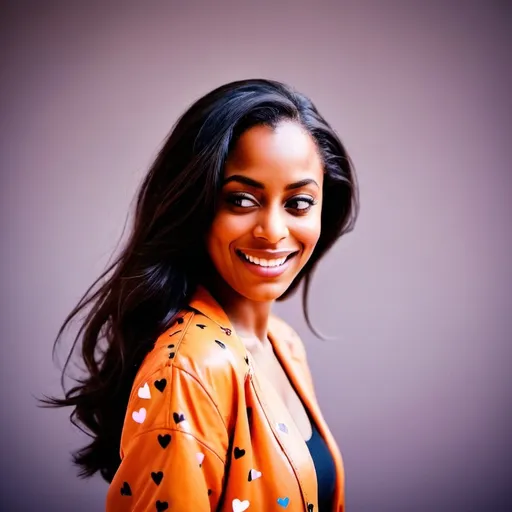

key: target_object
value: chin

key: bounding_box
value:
[239,281,291,303]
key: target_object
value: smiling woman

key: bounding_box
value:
[43,79,359,512]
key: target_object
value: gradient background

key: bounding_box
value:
[1,0,511,510]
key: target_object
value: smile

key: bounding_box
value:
[238,251,287,267]
[235,249,299,278]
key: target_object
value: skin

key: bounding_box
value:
[206,120,324,343]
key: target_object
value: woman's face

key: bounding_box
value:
[206,121,324,302]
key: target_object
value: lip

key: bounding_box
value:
[236,248,298,259]
[235,249,299,279]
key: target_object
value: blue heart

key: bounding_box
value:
[277,497,290,507]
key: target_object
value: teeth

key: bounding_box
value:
[240,251,288,267]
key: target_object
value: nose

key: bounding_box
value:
[252,204,289,244]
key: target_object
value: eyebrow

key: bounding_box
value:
[223,175,319,190]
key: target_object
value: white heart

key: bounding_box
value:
[232,499,250,512]
[180,420,191,432]
[277,422,288,434]
[249,469,262,481]
[196,452,205,465]
[137,383,151,400]
[132,407,146,424]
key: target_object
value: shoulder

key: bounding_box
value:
[269,313,318,397]
[138,308,248,383]
[121,308,248,451]
[268,313,308,361]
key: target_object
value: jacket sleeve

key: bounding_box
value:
[106,363,229,512]
[106,428,226,511]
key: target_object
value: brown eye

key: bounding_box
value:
[286,195,316,212]
[226,193,258,208]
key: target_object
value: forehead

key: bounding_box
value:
[225,121,324,182]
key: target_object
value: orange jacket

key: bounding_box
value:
[106,286,345,511]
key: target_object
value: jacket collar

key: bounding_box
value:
[188,285,233,329]
[188,286,283,348]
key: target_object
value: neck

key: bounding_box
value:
[205,276,273,347]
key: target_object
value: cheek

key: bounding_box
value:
[295,212,322,252]
[206,212,246,261]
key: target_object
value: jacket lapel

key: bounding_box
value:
[269,325,345,511]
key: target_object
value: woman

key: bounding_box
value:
[46,79,358,511]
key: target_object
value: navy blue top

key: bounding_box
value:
[305,420,336,511]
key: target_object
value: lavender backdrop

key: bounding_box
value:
[1,0,511,510]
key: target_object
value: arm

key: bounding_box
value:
[106,363,229,512]
[107,428,225,511]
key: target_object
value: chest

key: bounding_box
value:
[249,346,312,441]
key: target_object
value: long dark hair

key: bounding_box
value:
[42,79,359,483]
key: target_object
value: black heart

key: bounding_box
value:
[156,500,168,511]
[221,326,232,336]
[208,489,212,496]
[308,504,314,512]
[196,324,207,329]
[157,434,171,448]
[168,352,175,359]
[215,340,226,349]
[120,481,131,496]
[234,447,245,459]
[173,412,185,424]
[247,470,252,482]
[151,471,164,485]
[175,317,184,325]
[154,379,167,392]
[244,355,249,365]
